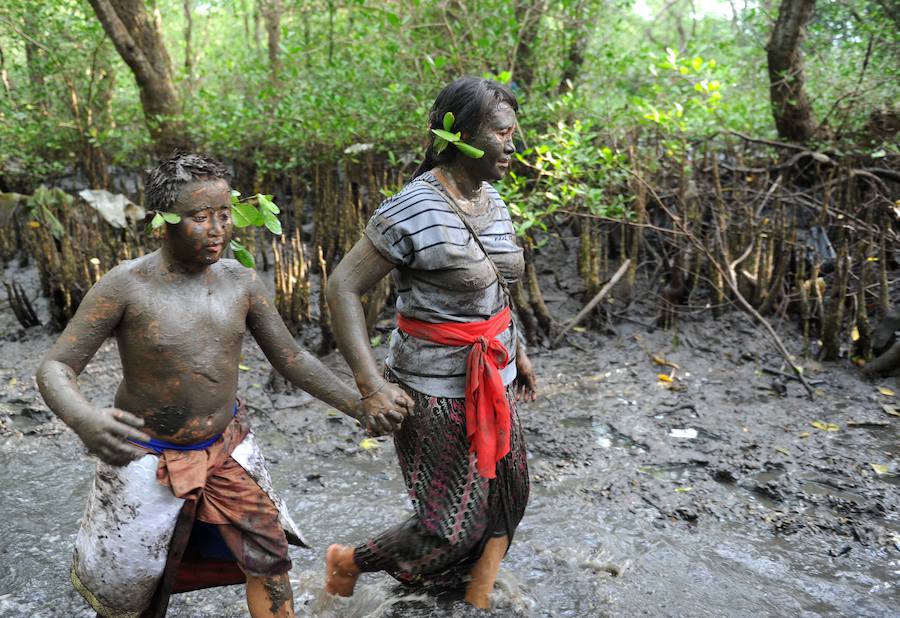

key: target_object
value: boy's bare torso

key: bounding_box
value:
[106,251,251,443]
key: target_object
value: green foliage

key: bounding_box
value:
[500,118,631,237]
[1,0,896,195]
[228,191,283,268]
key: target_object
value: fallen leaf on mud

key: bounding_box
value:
[811,420,839,432]
[877,387,896,397]
[657,374,674,383]
[851,326,860,342]
[572,326,587,332]
[238,364,251,371]
[370,334,382,347]
[359,438,380,450]
[882,405,900,417]
[8,377,17,387]
[798,432,810,438]
[674,487,693,492]
[869,463,889,475]
[774,447,790,456]
[651,354,680,369]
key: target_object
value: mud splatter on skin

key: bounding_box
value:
[263,573,292,615]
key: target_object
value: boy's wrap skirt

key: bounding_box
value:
[70,411,305,618]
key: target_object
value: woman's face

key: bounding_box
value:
[460,101,517,183]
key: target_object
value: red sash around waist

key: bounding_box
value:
[396,306,512,479]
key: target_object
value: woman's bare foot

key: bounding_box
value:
[324,544,361,596]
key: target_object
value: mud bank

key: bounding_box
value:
[1,259,898,616]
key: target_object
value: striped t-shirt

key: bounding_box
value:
[365,171,525,398]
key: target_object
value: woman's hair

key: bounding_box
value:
[145,153,230,213]
[411,77,518,179]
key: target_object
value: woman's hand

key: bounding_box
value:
[514,349,537,402]
[357,382,414,436]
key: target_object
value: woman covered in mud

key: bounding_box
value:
[323,76,537,608]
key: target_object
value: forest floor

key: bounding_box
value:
[0,243,898,617]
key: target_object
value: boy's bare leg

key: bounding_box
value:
[246,573,294,618]
[324,544,362,596]
[464,535,509,609]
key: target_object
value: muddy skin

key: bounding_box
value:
[263,573,292,615]
[36,176,364,466]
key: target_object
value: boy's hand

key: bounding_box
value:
[514,350,537,402]
[358,383,413,436]
[75,408,153,467]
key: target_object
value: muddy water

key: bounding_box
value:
[1,251,898,616]
[1,337,898,617]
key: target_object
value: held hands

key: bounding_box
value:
[356,381,414,436]
[74,407,153,466]
[514,349,538,402]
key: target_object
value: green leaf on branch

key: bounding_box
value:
[257,193,280,214]
[261,209,282,235]
[454,142,484,158]
[230,239,255,268]
[232,202,260,228]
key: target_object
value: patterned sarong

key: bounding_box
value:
[353,371,529,588]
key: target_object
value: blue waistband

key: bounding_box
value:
[128,403,239,454]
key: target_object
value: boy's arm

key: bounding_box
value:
[245,270,366,424]
[36,266,151,465]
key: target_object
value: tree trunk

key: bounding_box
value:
[511,0,546,92]
[87,0,187,154]
[183,0,195,92]
[766,0,817,142]
[558,0,588,93]
[260,0,282,79]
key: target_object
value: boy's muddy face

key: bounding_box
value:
[166,178,233,268]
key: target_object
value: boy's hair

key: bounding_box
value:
[145,153,230,213]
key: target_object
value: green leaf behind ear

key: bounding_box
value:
[161,212,182,224]
[151,212,165,229]
[230,239,255,268]
[232,202,259,228]
[442,111,455,132]
[454,142,485,158]
[431,129,460,143]
[433,136,448,155]
[257,193,280,214]
[261,209,282,235]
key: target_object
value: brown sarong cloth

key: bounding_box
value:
[153,413,292,577]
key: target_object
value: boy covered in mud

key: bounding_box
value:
[36,154,404,617]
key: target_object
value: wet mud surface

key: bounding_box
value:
[1,260,898,617]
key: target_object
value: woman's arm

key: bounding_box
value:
[326,237,414,434]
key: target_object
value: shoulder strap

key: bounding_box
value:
[432,184,512,302]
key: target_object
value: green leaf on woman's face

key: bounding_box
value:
[454,142,485,158]
[232,202,259,228]
[431,128,460,142]
[161,212,182,224]
[442,111,455,132]
[230,239,255,268]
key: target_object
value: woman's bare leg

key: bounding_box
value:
[324,544,362,596]
[246,573,294,617]
[464,535,509,608]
